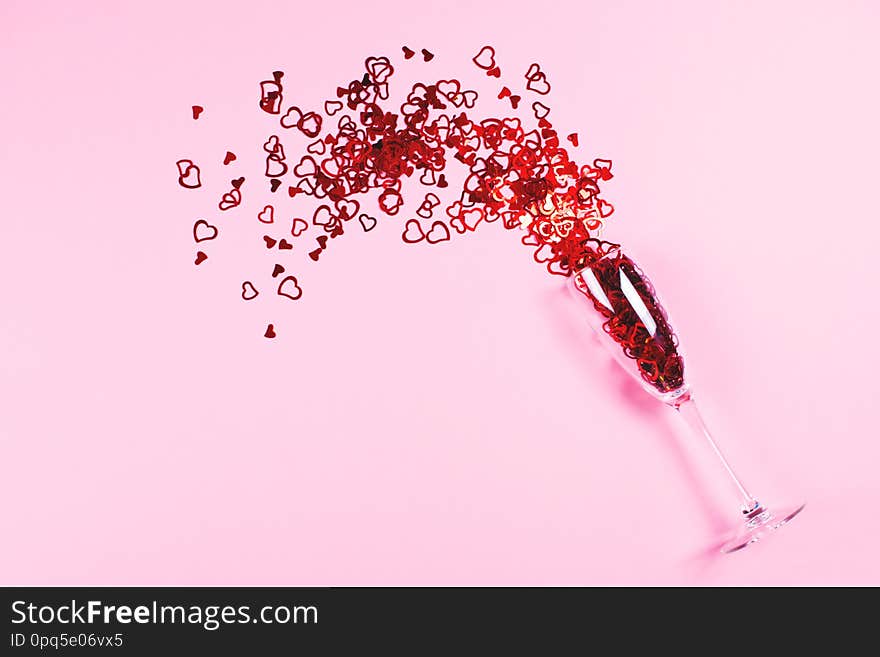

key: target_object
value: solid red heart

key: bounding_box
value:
[402,46,415,60]
[194,251,208,265]
[241,281,259,300]
[277,276,303,300]
[308,248,322,262]
[231,177,245,189]
[223,151,236,165]
[264,324,276,339]
[486,66,501,78]
[291,218,308,237]
[263,235,277,248]
[278,239,293,250]
[193,219,218,243]
[272,264,285,278]
[421,48,434,62]
[426,221,450,244]
[567,133,579,147]
[269,179,281,193]
[191,105,203,120]
[258,205,274,224]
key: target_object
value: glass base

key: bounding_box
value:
[721,502,806,554]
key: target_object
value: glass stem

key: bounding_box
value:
[674,394,759,513]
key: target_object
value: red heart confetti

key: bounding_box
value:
[258,205,274,224]
[192,105,203,120]
[426,221,451,244]
[176,159,201,189]
[277,276,303,300]
[402,218,426,244]
[291,218,308,237]
[472,45,496,70]
[194,251,208,265]
[193,219,218,243]
[358,213,377,232]
[178,48,618,337]
[242,281,259,300]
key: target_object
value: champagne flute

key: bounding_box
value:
[569,241,804,553]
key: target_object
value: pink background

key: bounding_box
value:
[2,0,879,585]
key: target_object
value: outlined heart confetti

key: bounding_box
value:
[178,51,616,337]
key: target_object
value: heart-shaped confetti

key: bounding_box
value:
[426,221,450,244]
[176,160,201,189]
[525,71,551,95]
[241,281,259,300]
[218,189,241,211]
[280,106,302,129]
[472,45,496,70]
[358,213,377,232]
[291,218,308,237]
[179,47,620,329]
[193,219,218,243]
[258,205,274,224]
[402,219,425,244]
[277,276,303,300]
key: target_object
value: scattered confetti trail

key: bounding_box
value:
[176,47,616,338]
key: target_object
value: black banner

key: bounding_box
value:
[0,586,796,652]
